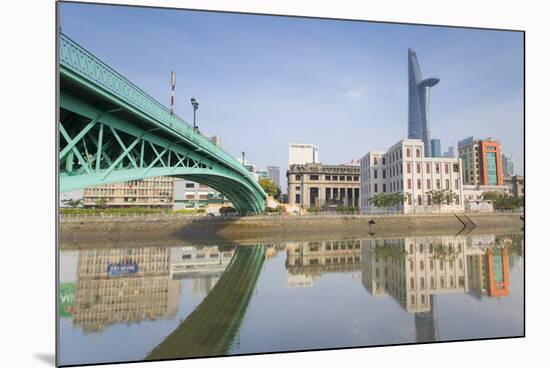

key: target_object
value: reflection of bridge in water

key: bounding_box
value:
[146,245,266,360]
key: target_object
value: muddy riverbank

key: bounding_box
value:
[59,212,523,249]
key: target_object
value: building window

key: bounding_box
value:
[310,175,319,180]
[374,169,378,179]
[427,195,432,205]
[185,183,195,188]
[406,148,411,158]
[427,179,431,190]
[416,163,421,174]
[410,277,415,289]
[296,194,301,204]
[295,186,301,190]
[436,179,441,189]
[382,170,386,179]
[407,179,412,189]
[295,175,301,180]
[453,164,459,173]
[417,179,421,190]
[426,164,430,173]
[353,176,359,181]
[374,183,378,193]
[416,148,421,158]
[435,164,440,174]
[383,183,387,192]
[346,176,352,181]
[455,179,459,189]
[417,195,422,205]
[325,175,331,180]
[408,194,412,205]
[374,157,378,165]
[382,157,386,165]
[339,176,345,181]
[407,163,411,173]
[445,179,450,189]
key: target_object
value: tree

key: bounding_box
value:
[427,189,454,213]
[94,197,108,209]
[61,198,83,208]
[369,193,407,210]
[258,178,279,197]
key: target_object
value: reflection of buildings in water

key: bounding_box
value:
[170,246,235,298]
[465,235,511,299]
[361,234,512,341]
[73,247,181,332]
[286,240,362,287]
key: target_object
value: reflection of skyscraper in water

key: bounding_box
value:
[170,246,235,298]
[73,247,181,332]
[361,235,473,342]
[285,240,362,288]
[361,234,513,342]
[414,295,438,342]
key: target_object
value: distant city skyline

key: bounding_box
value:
[60,3,524,192]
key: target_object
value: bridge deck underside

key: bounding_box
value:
[59,76,265,214]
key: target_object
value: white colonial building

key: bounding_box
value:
[359,139,465,214]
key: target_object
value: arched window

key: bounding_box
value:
[406,148,411,157]
[416,148,421,158]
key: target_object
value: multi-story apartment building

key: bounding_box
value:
[172,178,229,210]
[458,137,504,186]
[359,139,465,214]
[287,163,360,208]
[288,143,319,167]
[501,154,516,177]
[82,176,174,208]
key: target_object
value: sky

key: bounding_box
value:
[59,2,524,192]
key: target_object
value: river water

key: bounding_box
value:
[58,232,524,366]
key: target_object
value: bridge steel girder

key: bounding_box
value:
[59,92,265,215]
[59,33,267,215]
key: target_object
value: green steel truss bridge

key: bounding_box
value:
[146,245,266,360]
[59,34,266,214]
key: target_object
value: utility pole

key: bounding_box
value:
[169,71,176,128]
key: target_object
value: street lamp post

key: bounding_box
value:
[190,97,199,131]
[242,151,245,166]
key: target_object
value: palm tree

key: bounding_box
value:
[61,198,83,208]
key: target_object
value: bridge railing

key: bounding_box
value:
[59,33,261,193]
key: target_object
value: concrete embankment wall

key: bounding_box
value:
[60,213,523,246]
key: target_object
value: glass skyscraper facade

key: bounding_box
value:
[408,49,439,157]
[430,139,441,157]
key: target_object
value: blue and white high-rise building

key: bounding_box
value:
[408,49,439,157]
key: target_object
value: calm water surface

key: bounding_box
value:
[58,232,524,366]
